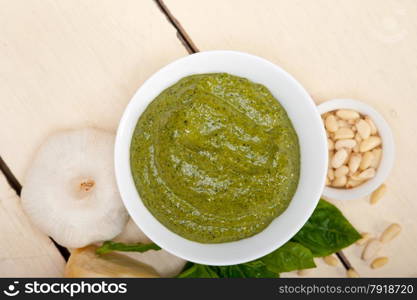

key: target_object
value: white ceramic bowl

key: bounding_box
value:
[115,50,327,265]
[318,99,395,200]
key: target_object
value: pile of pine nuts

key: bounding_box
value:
[322,109,382,189]
[357,223,401,270]
[315,186,400,277]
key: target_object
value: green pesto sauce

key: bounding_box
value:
[130,73,300,243]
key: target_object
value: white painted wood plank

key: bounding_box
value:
[0,174,65,277]
[165,0,417,276]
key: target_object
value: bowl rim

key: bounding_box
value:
[318,99,395,200]
[115,50,327,265]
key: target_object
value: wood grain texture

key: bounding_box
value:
[0,174,65,277]
[165,0,417,276]
[0,0,187,276]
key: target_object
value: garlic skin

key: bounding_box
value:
[21,128,128,248]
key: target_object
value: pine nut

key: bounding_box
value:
[380,223,401,243]
[360,151,374,170]
[356,232,371,245]
[370,148,382,168]
[336,109,360,120]
[323,255,339,266]
[371,257,389,269]
[346,178,363,188]
[344,147,352,158]
[365,116,377,135]
[356,119,371,140]
[350,172,361,181]
[328,138,334,150]
[347,269,360,278]
[328,151,334,167]
[328,168,335,180]
[332,175,347,187]
[370,184,387,205]
[335,165,349,178]
[348,154,362,174]
[353,144,359,153]
[360,136,382,152]
[335,139,356,150]
[357,168,376,180]
[338,120,349,128]
[371,256,388,269]
[332,149,348,168]
[334,128,354,140]
[325,114,339,132]
[297,269,312,276]
[362,239,382,260]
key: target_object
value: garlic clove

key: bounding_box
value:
[65,246,159,278]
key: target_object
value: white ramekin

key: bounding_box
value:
[115,51,327,265]
[318,99,395,201]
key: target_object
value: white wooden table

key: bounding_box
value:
[1,0,416,277]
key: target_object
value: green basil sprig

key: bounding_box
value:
[96,241,161,255]
[292,199,361,257]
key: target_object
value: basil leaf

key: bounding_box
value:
[96,241,161,255]
[177,260,278,278]
[292,199,361,257]
[177,264,220,278]
[261,241,315,273]
[215,261,278,278]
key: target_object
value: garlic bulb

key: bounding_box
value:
[21,128,128,248]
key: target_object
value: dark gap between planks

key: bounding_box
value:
[336,251,352,270]
[0,155,21,194]
[0,155,70,261]
[154,0,199,54]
